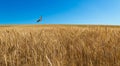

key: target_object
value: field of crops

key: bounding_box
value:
[0,25,120,66]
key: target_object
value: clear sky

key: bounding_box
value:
[0,0,120,25]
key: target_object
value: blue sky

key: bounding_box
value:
[0,0,120,25]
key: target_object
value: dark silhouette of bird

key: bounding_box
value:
[37,16,42,22]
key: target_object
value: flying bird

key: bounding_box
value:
[37,16,42,22]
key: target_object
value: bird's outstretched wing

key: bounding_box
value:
[37,16,42,22]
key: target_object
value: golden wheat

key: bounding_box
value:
[0,25,120,66]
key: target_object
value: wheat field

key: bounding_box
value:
[0,25,120,66]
